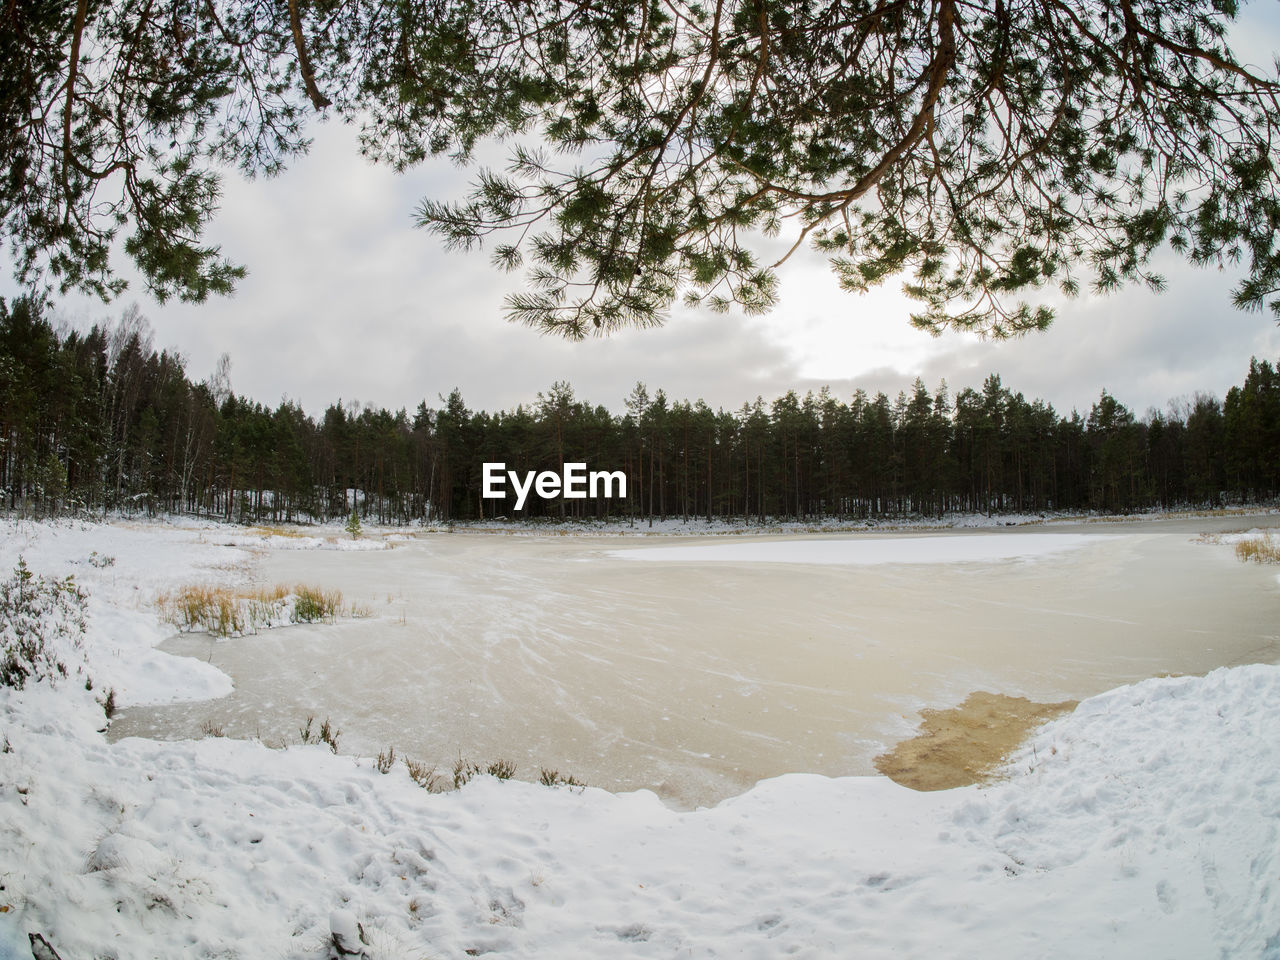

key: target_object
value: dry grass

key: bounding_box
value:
[246,526,313,539]
[246,584,290,629]
[318,717,341,753]
[298,715,342,753]
[486,758,517,780]
[200,719,226,738]
[375,745,397,774]
[404,758,443,791]
[539,767,585,788]
[1235,531,1280,563]
[453,757,482,789]
[290,585,342,623]
[156,585,244,636]
[156,582,364,636]
[451,755,517,787]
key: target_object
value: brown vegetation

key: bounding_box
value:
[875,692,1077,792]
[1235,532,1280,564]
[156,582,364,636]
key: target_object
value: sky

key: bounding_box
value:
[16,3,1280,422]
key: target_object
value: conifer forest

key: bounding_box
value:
[3,296,1278,524]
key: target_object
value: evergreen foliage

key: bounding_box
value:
[0,558,88,689]
[2,295,1278,523]
[3,1,1280,333]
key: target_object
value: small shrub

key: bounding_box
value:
[486,758,516,780]
[2,733,11,754]
[375,745,396,774]
[404,758,441,791]
[87,551,115,568]
[299,715,341,751]
[1,558,88,689]
[319,717,341,753]
[101,687,116,718]
[200,719,225,738]
[539,767,585,788]
[345,509,362,539]
[451,757,525,787]
[453,756,481,789]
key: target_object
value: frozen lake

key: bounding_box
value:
[111,516,1280,808]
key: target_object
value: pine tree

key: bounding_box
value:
[4,2,1279,335]
[345,508,362,540]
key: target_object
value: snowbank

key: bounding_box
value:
[208,533,392,551]
[1,519,1278,959]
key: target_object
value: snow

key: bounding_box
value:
[611,532,1107,565]
[1209,526,1277,545]
[211,533,391,551]
[2,518,1279,959]
[0,518,247,708]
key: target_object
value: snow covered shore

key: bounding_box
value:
[1,518,1279,959]
[434,503,1280,537]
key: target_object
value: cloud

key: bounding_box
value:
[906,262,1280,417]
[39,120,817,417]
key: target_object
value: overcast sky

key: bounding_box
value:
[16,4,1280,422]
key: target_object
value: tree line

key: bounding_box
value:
[2,296,1278,525]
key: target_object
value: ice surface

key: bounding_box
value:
[107,516,1280,808]
[610,532,1105,564]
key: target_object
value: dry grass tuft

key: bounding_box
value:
[539,767,585,788]
[319,717,341,753]
[246,526,312,539]
[486,758,517,780]
[156,585,244,636]
[298,714,342,753]
[246,584,290,629]
[451,755,518,787]
[453,757,482,789]
[375,745,397,774]
[1235,531,1280,563]
[404,758,443,791]
[200,719,226,738]
[290,584,342,623]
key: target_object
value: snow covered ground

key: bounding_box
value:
[2,517,1279,959]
